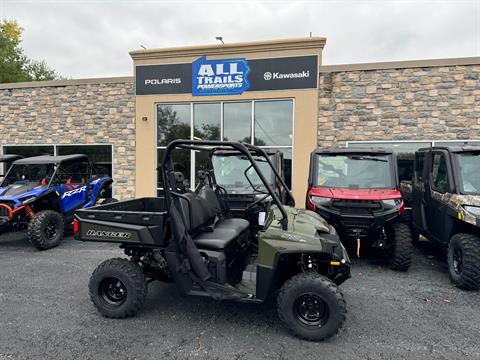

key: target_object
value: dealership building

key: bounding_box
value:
[0,37,479,202]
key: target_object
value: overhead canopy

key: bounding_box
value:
[13,154,88,165]
[0,154,23,163]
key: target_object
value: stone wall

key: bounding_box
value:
[318,61,480,147]
[0,78,136,199]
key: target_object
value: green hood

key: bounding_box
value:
[269,205,331,235]
[258,205,346,268]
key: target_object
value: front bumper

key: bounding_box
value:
[315,205,400,240]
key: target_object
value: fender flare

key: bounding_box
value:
[90,177,114,205]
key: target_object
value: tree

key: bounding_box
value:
[0,20,63,83]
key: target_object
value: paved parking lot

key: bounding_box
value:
[0,232,479,360]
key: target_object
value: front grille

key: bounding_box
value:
[331,199,382,215]
[0,201,15,218]
[341,218,372,229]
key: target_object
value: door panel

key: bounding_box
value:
[56,160,92,214]
[425,151,452,242]
[412,152,427,232]
[59,183,89,214]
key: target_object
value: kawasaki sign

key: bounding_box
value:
[135,55,318,96]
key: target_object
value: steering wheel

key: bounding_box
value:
[246,194,271,210]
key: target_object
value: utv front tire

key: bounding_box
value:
[89,258,147,318]
[447,233,480,290]
[27,210,65,250]
[390,222,413,272]
[277,273,346,341]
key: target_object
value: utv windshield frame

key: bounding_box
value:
[210,149,278,190]
[160,140,294,230]
[309,148,398,190]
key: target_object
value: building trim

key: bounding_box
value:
[129,37,327,60]
[320,57,480,73]
[0,76,134,90]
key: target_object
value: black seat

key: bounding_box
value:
[194,228,240,250]
[215,218,249,233]
[175,189,249,252]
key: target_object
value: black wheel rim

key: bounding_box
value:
[99,277,127,306]
[44,220,58,240]
[293,293,329,327]
[452,246,463,275]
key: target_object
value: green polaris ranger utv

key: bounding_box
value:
[404,146,480,290]
[74,140,351,341]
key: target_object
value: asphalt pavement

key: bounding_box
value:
[0,232,479,360]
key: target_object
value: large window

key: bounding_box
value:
[156,100,294,194]
[348,140,480,183]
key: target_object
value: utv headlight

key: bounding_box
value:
[21,196,37,205]
[382,198,402,207]
[463,205,480,217]
[311,196,331,207]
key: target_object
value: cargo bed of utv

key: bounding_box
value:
[74,197,168,246]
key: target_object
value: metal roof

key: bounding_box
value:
[0,154,23,163]
[13,154,88,165]
[313,147,394,155]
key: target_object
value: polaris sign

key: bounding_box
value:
[192,56,250,96]
[135,55,318,95]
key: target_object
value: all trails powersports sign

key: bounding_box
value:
[135,55,318,96]
[192,56,250,96]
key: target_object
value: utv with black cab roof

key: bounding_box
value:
[0,154,115,250]
[306,147,413,271]
[74,140,351,341]
[405,146,480,290]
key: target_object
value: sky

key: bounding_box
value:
[1,0,479,79]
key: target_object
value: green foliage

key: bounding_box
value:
[0,20,63,83]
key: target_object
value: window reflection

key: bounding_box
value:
[254,100,293,146]
[194,103,221,141]
[223,102,251,143]
[157,104,191,146]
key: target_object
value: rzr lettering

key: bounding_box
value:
[62,186,87,199]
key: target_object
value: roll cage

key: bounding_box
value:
[161,140,294,230]
[1,154,99,188]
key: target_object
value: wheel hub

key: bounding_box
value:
[44,220,58,240]
[453,247,463,275]
[294,293,329,327]
[100,277,127,305]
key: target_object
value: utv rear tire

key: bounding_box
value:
[390,222,413,272]
[277,273,346,341]
[411,228,420,245]
[27,210,64,250]
[447,233,480,290]
[89,258,147,318]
